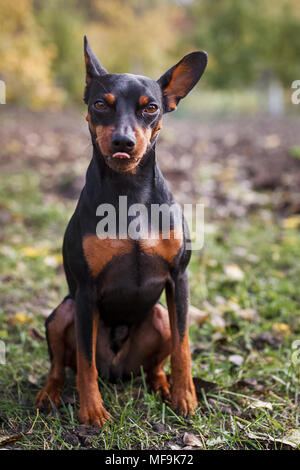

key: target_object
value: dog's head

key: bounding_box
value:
[84,36,207,173]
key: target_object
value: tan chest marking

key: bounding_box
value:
[83,229,183,277]
[139,229,183,264]
[83,235,133,277]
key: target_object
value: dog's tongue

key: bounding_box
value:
[112,152,130,159]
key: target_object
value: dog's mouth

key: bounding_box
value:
[111,152,137,161]
[104,151,142,173]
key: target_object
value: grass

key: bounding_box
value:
[0,170,299,450]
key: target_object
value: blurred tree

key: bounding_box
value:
[188,0,300,88]
[1,0,299,107]
[0,0,64,108]
[261,1,300,85]
[36,0,85,102]
[87,0,185,77]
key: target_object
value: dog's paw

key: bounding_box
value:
[78,401,110,427]
[171,380,198,417]
[156,382,171,402]
[148,372,171,402]
[35,380,62,410]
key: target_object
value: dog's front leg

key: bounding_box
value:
[75,285,110,426]
[166,272,198,416]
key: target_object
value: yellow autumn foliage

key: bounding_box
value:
[88,0,185,77]
[0,0,65,108]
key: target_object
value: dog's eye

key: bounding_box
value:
[144,103,158,114]
[94,100,107,110]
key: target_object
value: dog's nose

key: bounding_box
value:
[111,133,136,153]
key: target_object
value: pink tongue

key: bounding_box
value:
[112,152,130,159]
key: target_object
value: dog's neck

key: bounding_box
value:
[84,141,159,206]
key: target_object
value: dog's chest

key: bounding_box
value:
[82,232,182,324]
[82,231,182,279]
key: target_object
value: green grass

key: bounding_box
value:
[290,146,300,159]
[0,171,299,450]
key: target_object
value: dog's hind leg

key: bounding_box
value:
[36,296,75,409]
[143,304,172,400]
[115,303,172,400]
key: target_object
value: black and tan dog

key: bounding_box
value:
[36,36,207,426]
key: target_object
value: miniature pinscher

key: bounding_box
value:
[36,36,207,426]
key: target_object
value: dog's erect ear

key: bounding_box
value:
[157,51,207,113]
[84,35,107,85]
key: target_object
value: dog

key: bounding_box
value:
[36,36,207,426]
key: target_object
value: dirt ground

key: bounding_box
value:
[1,107,300,217]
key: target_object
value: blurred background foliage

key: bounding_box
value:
[0,0,300,109]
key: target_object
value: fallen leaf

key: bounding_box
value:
[232,247,247,257]
[212,331,224,342]
[271,322,291,339]
[246,430,272,441]
[283,215,300,229]
[211,315,226,330]
[188,305,209,326]
[247,253,259,263]
[44,255,59,268]
[203,301,226,330]
[229,354,244,366]
[28,374,40,385]
[21,246,49,258]
[12,313,32,325]
[0,246,16,258]
[278,429,300,448]
[0,433,23,446]
[211,313,226,330]
[22,246,41,258]
[224,264,244,281]
[246,429,300,449]
[215,296,226,305]
[226,300,240,312]
[264,134,280,149]
[218,299,240,313]
[169,444,181,450]
[250,399,273,411]
[236,308,259,322]
[183,432,203,448]
[206,436,227,447]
